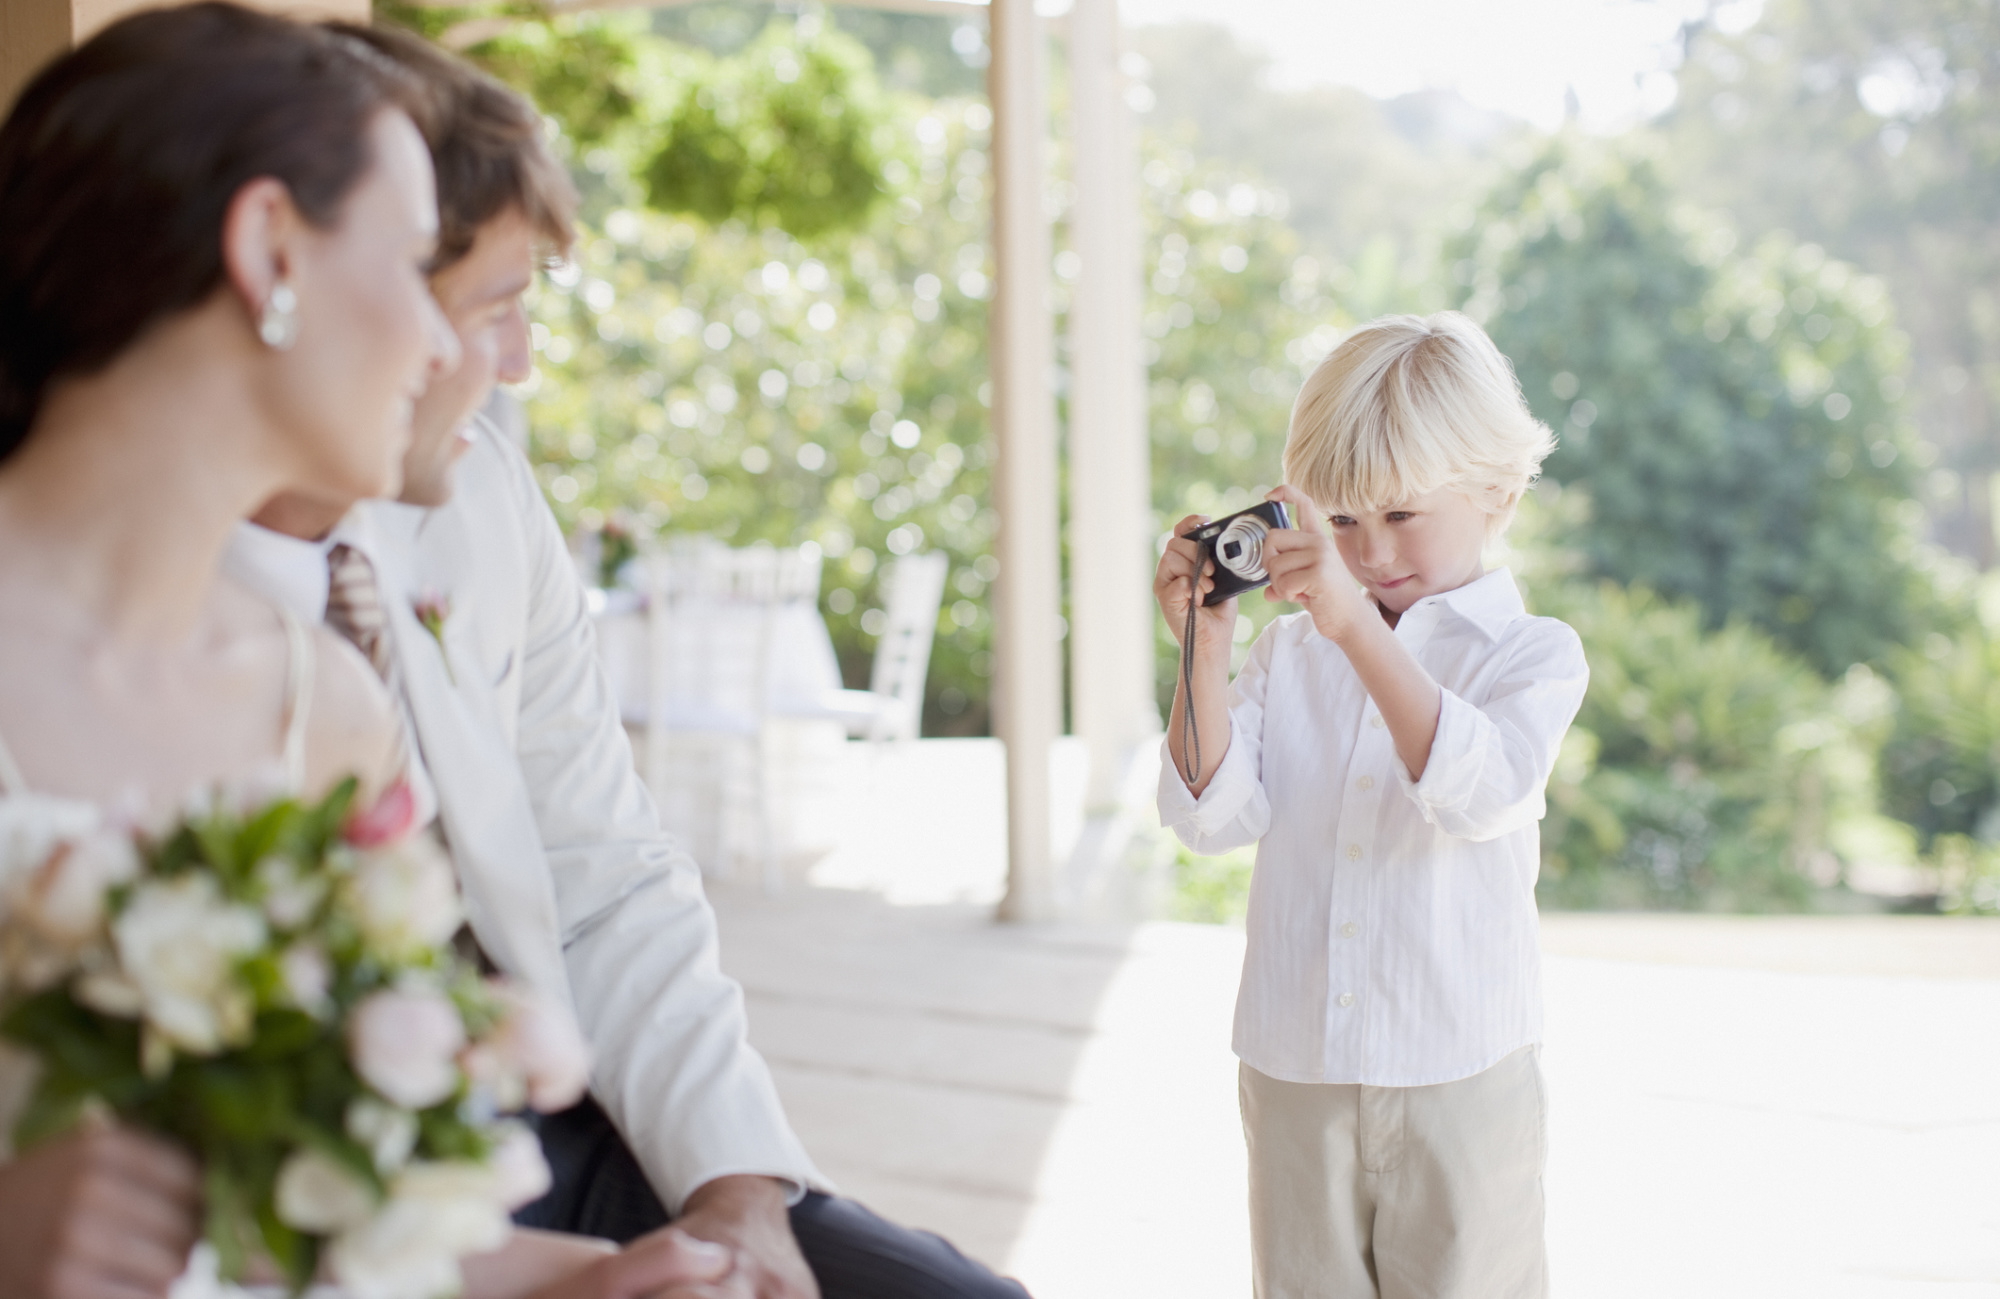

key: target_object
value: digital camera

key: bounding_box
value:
[1187,500,1292,606]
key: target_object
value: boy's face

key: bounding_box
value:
[1325,486,1490,615]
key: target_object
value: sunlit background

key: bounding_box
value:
[390,0,2000,919]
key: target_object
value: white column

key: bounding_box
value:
[988,0,1062,923]
[1065,0,1157,812]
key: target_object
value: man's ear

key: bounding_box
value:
[219,177,304,330]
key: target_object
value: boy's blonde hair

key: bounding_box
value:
[1282,311,1556,536]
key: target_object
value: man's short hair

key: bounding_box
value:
[330,22,577,270]
[1282,311,1556,536]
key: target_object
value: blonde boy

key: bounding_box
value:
[1155,312,1588,1299]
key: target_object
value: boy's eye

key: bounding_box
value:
[1328,515,1354,527]
[1386,511,1415,522]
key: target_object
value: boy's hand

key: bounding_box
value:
[1155,514,1237,658]
[1261,486,1376,644]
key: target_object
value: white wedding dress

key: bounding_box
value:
[0,606,319,1156]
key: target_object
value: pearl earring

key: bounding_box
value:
[258,281,299,351]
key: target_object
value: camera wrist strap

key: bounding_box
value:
[1181,577,1201,788]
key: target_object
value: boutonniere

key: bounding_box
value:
[413,591,456,684]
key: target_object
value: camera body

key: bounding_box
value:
[1187,500,1293,606]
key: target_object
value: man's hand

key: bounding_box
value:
[0,1123,201,1299]
[1260,486,1375,643]
[674,1176,818,1299]
[514,1226,750,1299]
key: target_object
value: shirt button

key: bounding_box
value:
[1338,992,1356,1008]
[1346,844,1362,860]
[1340,921,1359,938]
[1369,715,1386,730]
[1357,775,1375,791]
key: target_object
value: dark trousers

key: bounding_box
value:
[515,1098,1032,1299]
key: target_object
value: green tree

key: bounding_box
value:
[1658,0,2000,567]
[1534,580,1882,910]
[1452,144,1939,673]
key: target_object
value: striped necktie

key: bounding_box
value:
[325,543,396,684]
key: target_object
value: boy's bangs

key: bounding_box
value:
[1296,375,1460,518]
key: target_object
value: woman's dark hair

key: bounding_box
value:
[0,2,422,461]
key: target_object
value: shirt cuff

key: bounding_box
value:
[1395,687,1485,815]
[1157,719,1259,837]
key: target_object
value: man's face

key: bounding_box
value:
[398,206,539,507]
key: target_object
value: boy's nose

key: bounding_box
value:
[1359,529,1395,570]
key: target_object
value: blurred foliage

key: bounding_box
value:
[1880,626,2000,850]
[393,6,1998,912]
[1658,0,2000,567]
[516,96,1001,733]
[1169,844,1255,926]
[1452,143,1946,675]
[638,22,898,238]
[1130,22,1522,311]
[1530,581,1888,910]
[1131,152,1364,711]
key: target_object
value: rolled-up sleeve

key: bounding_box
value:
[1396,621,1589,843]
[1158,626,1279,855]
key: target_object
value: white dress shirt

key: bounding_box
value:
[221,514,441,827]
[1159,569,1588,1088]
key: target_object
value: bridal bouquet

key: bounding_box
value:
[0,779,588,1299]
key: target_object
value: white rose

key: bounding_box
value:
[485,1122,552,1210]
[279,942,332,1017]
[255,855,327,931]
[275,1148,378,1234]
[25,830,139,942]
[0,793,100,893]
[349,986,466,1109]
[341,837,461,963]
[345,1097,420,1175]
[113,874,266,1055]
[328,1162,512,1299]
[0,796,121,991]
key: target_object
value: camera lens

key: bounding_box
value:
[1214,517,1269,581]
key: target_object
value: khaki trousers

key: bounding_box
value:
[1239,1047,1548,1299]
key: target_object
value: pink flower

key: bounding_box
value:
[349,986,466,1109]
[463,983,591,1114]
[345,780,419,850]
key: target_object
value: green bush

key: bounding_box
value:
[1881,626,2000,851]
[1533,582,1880,910]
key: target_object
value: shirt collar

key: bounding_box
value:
[220,515,367,624]
[1397,568,1526,642]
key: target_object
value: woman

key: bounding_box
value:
[0,8,742,1298]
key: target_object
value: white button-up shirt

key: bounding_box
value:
[1159,569,1588,1087]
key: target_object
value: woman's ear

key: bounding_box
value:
[219,177,303,331]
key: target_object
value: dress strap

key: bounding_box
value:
[279,607,315,794]
[0,725,26,796]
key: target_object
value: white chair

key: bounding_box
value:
[639,538,822,887]
[783,551,950,743]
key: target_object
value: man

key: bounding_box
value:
[224,25,1028,1299]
